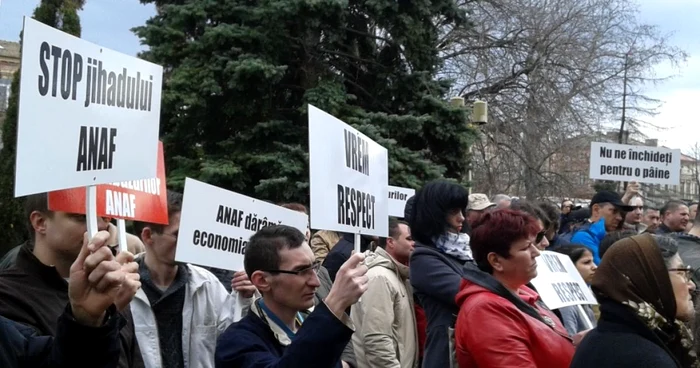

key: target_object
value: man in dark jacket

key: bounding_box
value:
[215,225,368,368]
[672,213,700,284]
[0,193,144,368]
[1,229,140,367]
[323,232,374,282]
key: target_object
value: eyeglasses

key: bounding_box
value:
[263,262,321,277]
[669,265,694,283]
[535,231,546,244]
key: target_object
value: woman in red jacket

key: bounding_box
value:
[455,209,574,368]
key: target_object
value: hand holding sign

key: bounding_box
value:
[231,270,256,298]
[69,230,140,326]
[113,251,142,312]
[325,252,369,317]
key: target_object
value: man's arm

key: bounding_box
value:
[16,305,123,368]
[215,302,353,368]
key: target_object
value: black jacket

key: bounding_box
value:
[0,304,122,368]
[322,233,373,282]
[0,244,144,368]
[571,300,680,368]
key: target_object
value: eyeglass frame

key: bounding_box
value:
[262,262,322,277]
[668,265,694,283]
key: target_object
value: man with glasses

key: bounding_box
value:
[131,190,257,368]
[216,225,369,368]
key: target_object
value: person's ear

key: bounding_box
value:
[386,237,395,251]
[487,252,505,273]
[251,270,272,293]
[30,211,48,237]
[141,227,154,246]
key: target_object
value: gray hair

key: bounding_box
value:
[492,194,511,203]
[652,235,680,269]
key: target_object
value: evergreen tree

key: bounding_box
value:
[134,0,476,204]
[0,0,84,255]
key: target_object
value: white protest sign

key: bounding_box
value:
[529,250,598,310]
[175,178,309,271]
[308,105,389,237]
[589,142,680,185]
[388,185,414,218]
[14,17,162,197]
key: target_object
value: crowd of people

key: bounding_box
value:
[1,179,700,368]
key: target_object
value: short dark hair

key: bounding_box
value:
[244,225,306,279]
[409,180,468,245]
[133,190,183,235]
[378,217,408,248]
[510,200,549,230]
[24,193,51,240]
[470,209,540,274]
[280,203,308,214]
[537,202,560,234]
[660,200,687,217]
[550,244,592,264]
[599,230,637,259]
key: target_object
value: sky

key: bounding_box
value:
[0,0,698,152]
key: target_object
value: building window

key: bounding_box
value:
[0,78,10,112]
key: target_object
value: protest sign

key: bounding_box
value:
[388,185,415,218]
[589,142,680,185]
[175,178,309,271]
[308,105,389,238]
[47,141,168,224]
[14,17,162,197]
[530,250,598,310]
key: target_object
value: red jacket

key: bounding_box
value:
[414,303,427,358]
[455,280,574,368]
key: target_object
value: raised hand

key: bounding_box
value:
[324,252,369,317]
[69,231,139,326]
[232,270,257,298]
[113,250,142,311]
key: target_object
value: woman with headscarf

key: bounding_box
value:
[408,180,473,368]
[571,234,698,368]
[454,209,574,367]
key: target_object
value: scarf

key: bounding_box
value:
[433,232,472,261]
[593,233,698,368]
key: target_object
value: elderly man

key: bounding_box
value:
[491,194,511,209]
[466,193,496,227]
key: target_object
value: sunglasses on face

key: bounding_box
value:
[535,231,546,244]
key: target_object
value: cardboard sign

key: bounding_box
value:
[175,178,309,271]
[308,105,389,237]
[47,141,168,224]
[15,17,162,197]
[388,185,415,218]
[529,251,598,310]
[589,142,681,185]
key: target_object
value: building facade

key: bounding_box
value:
[0,40,21,148]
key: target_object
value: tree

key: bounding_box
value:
[441,0,685,199]
[134,0,476,204]
[0,0,84,255]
